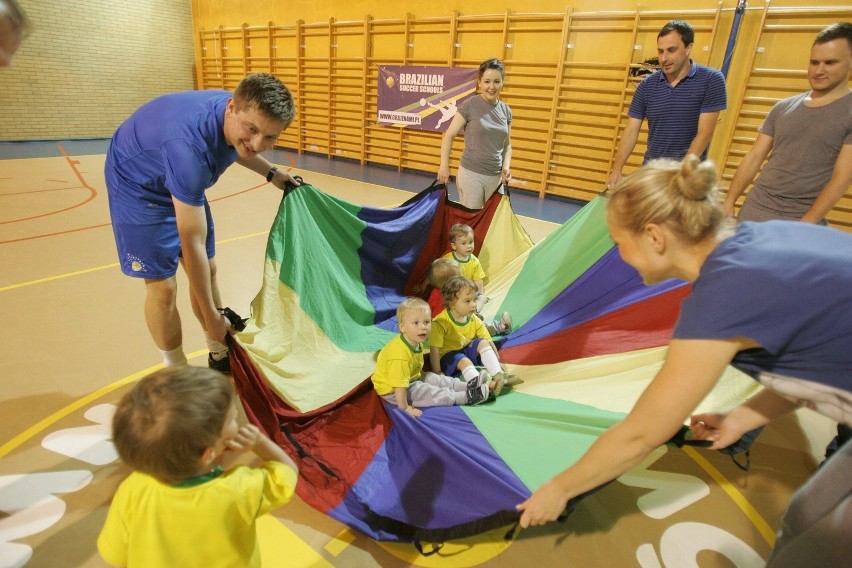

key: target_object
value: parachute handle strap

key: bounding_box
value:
[413,541,444,556]
[729,449,752,472]
[413,520,519,556]
[280,424,340,479]
[282,176,304,197]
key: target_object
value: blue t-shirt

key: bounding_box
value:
[628,61,727,162]
[105,90,237,218]
[673,221,852,392]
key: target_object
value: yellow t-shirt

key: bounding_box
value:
[442,251,486,282]
[98,462,297,567]
[428,309,492,358]
[371,333,425,396]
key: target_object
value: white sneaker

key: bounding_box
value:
[500,312,512,334]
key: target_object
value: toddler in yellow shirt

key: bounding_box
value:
[98,367,299,568]
[429,276,520,391]
[371,297,496,416]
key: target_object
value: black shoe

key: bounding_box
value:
[208,353,232,374]
[465,383,490,406]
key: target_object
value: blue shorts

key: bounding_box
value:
[110,199,215,279]
[440,337,484,377]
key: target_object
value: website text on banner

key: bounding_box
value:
[378,66,477,132]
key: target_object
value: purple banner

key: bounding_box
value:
[378,66,478,131]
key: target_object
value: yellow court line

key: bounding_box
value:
[0,262,119,292]
[0,350,207,460]
[683,445,777,546]
[0,232,269,293]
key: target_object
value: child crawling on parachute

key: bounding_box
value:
[371,297,499,417]
[430,276,520,391]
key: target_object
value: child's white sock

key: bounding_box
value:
[161,345,187,367]
[205,331,229,361]
[479,346,502,375]
[462,366,480,382]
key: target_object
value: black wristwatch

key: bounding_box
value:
[266,166,278,182]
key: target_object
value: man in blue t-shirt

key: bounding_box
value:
[105,73,298,372]
[608,20,727,188]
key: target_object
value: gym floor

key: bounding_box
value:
[0,140,836,567]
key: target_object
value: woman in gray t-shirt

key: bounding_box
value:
[437,58,513,209]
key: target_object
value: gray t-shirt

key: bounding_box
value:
[742,91,852,220]
[459,95,512,176]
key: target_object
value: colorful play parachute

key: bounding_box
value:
[228,182,759,545]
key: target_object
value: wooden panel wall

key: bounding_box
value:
[197,3,852,229]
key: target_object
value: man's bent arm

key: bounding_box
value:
[686,111,720,159]
[722,133,774,217]
[608,117,642,188]
[237,155,299,189]
[174,198,225,340]
[801,144,852,223]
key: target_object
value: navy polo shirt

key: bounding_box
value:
[628,60,727,162]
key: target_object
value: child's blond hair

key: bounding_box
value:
[397,297,431,323]
[112,367,234,484]
[428,257,461,288]
[448,223,474,244]
[440,276,477,309]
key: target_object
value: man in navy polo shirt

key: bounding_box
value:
[608,20,727,188]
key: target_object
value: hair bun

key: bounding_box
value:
[672,155,717,202]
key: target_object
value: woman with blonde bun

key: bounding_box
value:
[517,155,852,567]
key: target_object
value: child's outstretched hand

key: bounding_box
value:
[403,406,423,418]
[224,424,263,454]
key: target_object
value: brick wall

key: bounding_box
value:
[0,0,195,140]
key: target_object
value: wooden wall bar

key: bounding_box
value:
[197,3,852,228]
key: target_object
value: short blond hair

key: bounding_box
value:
[397,297,430,322]
[448,223,474,244]
[428,257,461,288]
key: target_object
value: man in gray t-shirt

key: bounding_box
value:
[723,23,852,224]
